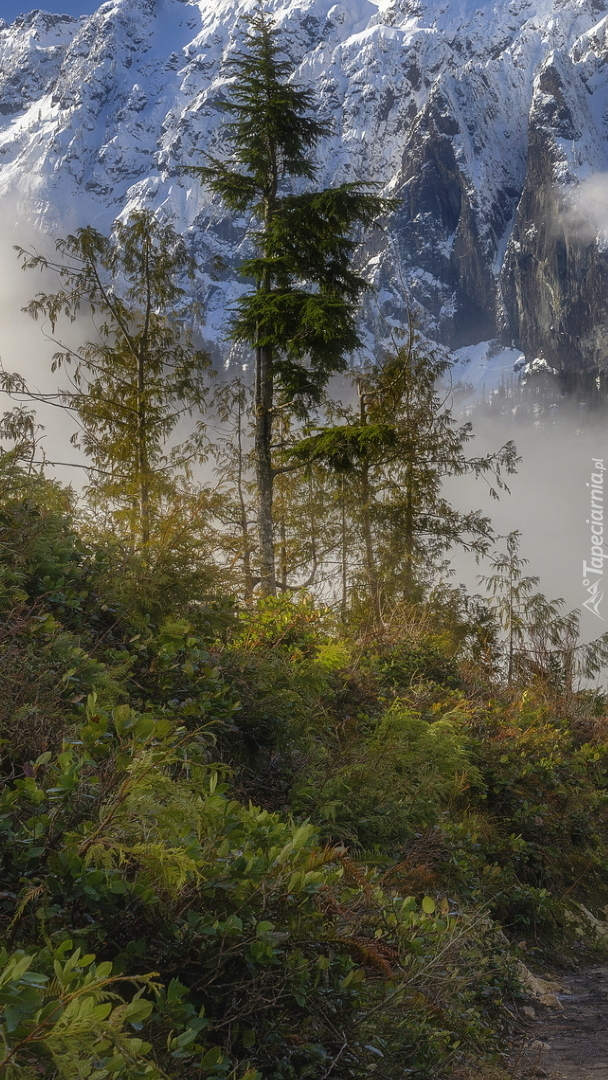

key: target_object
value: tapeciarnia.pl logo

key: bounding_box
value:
[583,458,607,620]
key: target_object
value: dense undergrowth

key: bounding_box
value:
[2,461,608,1080]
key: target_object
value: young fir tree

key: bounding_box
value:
[15,211,210,549]
[289,332,519,623]
[478,531,540,684]
[192,9,393,595]
[478,530,602,689]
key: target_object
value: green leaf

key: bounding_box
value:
[167,979,188,1003]
[201,1046,223,1068]
[123,998,153,1025]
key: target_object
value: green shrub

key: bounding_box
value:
[294,704,480,852]
[0,695,516,1079]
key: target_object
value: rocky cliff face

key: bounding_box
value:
[2,0,608,385]
[502,39,608,391]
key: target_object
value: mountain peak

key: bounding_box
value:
[3,0,608,386]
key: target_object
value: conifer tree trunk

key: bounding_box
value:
[508,578,515,686]
[255,341,276,596]
[341,477,348,622]
[235,396,254,602]
[402,349,414,599]
[358,389,381,625]
[403,462,414,600]
[279,519,288,590]
[136,346,150,548]
[361,464,381,626]
[138,235,152,549]
[254,180,278,596]
[307,475,318,584]
[563,646,574,694]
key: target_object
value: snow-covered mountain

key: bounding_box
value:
[3,0,608,387]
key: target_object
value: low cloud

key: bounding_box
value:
[561,172,608,242]
[446,394,608,646]
[0,196,87,484]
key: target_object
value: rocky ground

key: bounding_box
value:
[512,965,608,1079]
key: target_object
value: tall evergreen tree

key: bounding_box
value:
[15,211,210,548]
[192,9,393,594]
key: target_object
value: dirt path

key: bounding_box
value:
[512,965,608,1079]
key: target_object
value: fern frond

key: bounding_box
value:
[338,855,373,901]
[81,838,125,868]
[8,884,46,932]
[126,842,201,893]
[324,934,394,977]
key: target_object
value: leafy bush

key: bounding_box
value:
[455,693,608,935]
[0,944,161,1080]
[0,692,517,1079]
[294,703,480,852]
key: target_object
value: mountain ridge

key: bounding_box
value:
[2,0,608,387]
